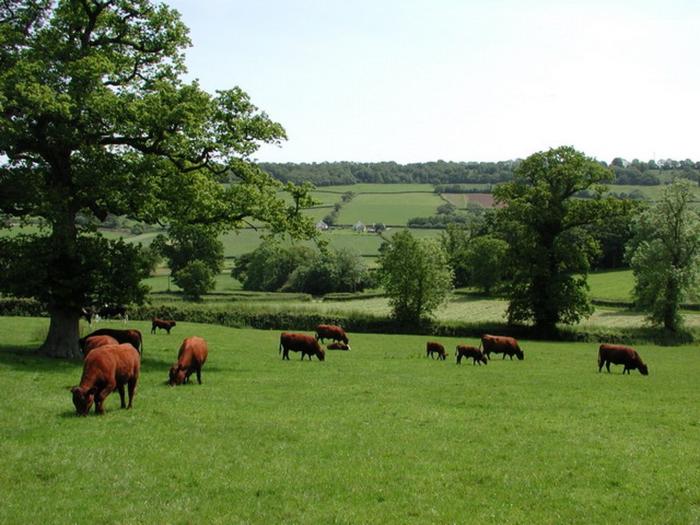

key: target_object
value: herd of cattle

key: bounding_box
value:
[70,321,649,416]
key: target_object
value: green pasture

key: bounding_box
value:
[338,192,443,225]
[608,184,700,201]
[1,317,698,524]
[588,270,635,302]
[317,183,435,194]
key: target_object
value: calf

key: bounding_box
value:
[82,335,119,357]
[71,343,140,415]
[151,317,176,335]
[280,332,325,361]
[79,328,143,356]
[456,344,488,365]
[315,324,349,345]
[327,342,350,351]
[426,341,447,360]
[481,334,524,360]
[598,344,649,375]
[169,336,209,386]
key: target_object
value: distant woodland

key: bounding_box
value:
[259,158,700,187]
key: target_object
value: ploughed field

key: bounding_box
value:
[1,317,698,524]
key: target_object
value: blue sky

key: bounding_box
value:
[166,0,700,164]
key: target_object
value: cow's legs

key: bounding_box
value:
[95,383,115,415]
[196,367,202,384]
[605,361,611,373]
[127,379,137,409]
[117,383,126,408]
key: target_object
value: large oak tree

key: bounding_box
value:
[0,0,315,357]
[494,146,625,336]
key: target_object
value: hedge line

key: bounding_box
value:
[1,297,694,344]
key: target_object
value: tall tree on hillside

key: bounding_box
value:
[0,1,315,358]
[626,180,700,331]
[378,230,453,324]
[494,146,621,336]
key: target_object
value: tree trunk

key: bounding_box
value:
[38,307,82,359]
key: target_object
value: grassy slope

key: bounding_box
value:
[1,317,698,524]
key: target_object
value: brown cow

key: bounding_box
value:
[82,335,119,357]
[151,317,176,335]
[169,336,209,386]
[71,343,140,416]
[456,344,488,365]
[280,333,325,361]
[79,328,143,356]
[315,324,349,345]
[327,342,350,351]
[598,344,649,375]
[481,334,524,360]
[426,341,447,360]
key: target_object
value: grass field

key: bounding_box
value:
[338,192,443,226]
[588,270,635,302]
[1,317,698,524]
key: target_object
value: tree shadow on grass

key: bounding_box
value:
[0,344,186,374]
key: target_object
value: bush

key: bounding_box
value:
[173,261,216,301]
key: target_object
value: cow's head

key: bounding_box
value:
[71,386,94,416]
[515,349,524,360]
[168,365,186,385]
[317,348,326,361]
[639,363,649,375]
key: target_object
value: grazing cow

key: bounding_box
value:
[80,307,97,324]
[97,304,128,322]
[598,344,649,375]
[315,324,349,345]
[280,332,325,361]
[79,328,143,356]
[71,343,140,416]
[426,341,447,360]
[327,342,350,351]
[456,344,488,365]
[480,334,524,360]
[168,336,208,386]
[82,335,119,357]
[151,317,176,335]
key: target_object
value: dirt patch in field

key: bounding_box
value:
[441,193,502,209]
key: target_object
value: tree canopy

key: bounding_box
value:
[377,230,453,324]
[0,0,315,357]
[626,180,700,331]
[494,146,622,335]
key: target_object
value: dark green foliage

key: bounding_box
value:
[464,236,509,294]
[260,159,700,187]
[172,261,216,301]
[152,224,223,298]
[233,242,314,292]
[0,235,155,310]
[233,241,370,295]
[260,160,518,185]
[378,230,453,324]
[626,180,700,331]
[495,146,622,336]
[0,0,315,356]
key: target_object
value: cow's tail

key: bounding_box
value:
[279,335,283,355]
[139,331,144,356]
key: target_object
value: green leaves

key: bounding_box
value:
[495,146,618,334]
[627,180,700,331]
[378,230,454,324]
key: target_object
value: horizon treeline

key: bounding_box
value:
[259,158,700,187]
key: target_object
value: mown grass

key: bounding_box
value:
[1,317,698,524]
